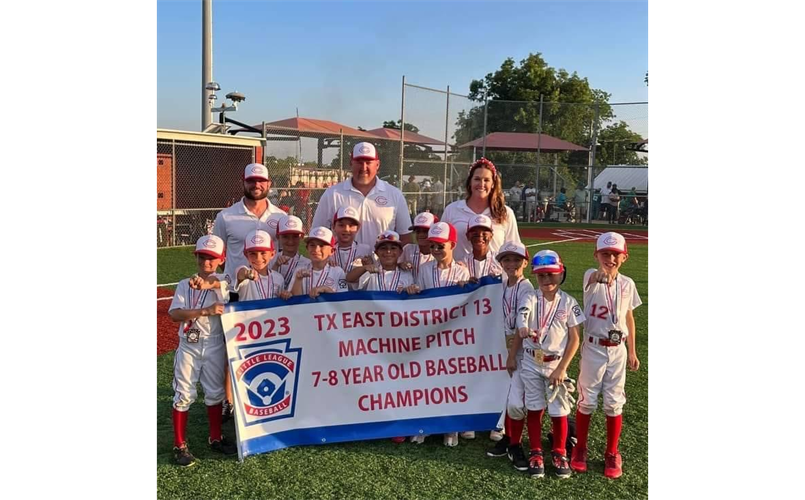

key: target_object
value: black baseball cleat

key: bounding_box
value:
[528,450,545,478]
[486,435,510,457]
[209,435,238,455]
[221,401,234,423]
[552,451,572,478]
[173,442,196,467]
[507,443,529,472]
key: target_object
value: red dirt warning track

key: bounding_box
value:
[157,288,178,355]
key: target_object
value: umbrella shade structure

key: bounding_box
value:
[458,132,588,153]
[365,127,447,146]
[256,117,379,140]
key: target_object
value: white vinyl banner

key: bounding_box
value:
[220,276,509,459]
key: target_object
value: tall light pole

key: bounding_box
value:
[202,0,213,130]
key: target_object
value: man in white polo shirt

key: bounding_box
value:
[312,142,412,247]
[213,163,287,296]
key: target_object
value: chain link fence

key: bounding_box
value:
[157,131,258,247]
[399,80,648,224]
[158,83,647,250]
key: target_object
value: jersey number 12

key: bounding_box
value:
[590,304,609,319]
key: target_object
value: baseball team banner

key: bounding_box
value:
[220,276,509,459]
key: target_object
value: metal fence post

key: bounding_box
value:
[586,102,600,223]
[171,139,176,247]
[443,86,450,209]
[534,95,543,221]
[399,75,406,190]
[482,89,488,156]
[339,130,344,182]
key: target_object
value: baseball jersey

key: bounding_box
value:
[400,244,435,283]
[502,277,535,336]
[357,268,415,292]
[330,242,374,274]
[416,260,471,290]
[235,269,287,301]
[169,276,229,338]
[523,289,585,356]
[269,252,312,290]
[464,251,503,279]
[288,264,349,295]
[582,269,642,338]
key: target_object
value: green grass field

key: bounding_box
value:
[157,238,648,499]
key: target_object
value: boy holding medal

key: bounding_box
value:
[347,230,414,292]
[235,229,292,301]
[330,207,374,284]
[289,227,349,297]
[399,211,437,282]
[270,215,312,291]
[570,232,641,479]
[168,235,237,466]
[518,249,584,478]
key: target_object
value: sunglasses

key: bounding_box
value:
[532,255,560,266]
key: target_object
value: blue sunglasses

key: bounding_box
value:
[532,254,560,267]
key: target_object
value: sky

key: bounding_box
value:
[158,0,648,160]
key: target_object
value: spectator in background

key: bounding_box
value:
[520,180,528,220]
[608,184,621,223]
[420,178,433,211]
[600,181,612,221]
[509,181,523,218]
[592,188,602,220]
[294,180,311,228]
[404,175,420,215]
[432,176,445,216]
[524,182,538,222]
[556,187,568,210]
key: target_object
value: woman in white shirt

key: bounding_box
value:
[441,158,522,261]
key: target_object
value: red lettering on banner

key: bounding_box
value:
[356,385,469,411]
[425,354,505,376]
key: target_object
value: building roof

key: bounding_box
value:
[365,127,446,146]
[256,117,379,140]
[586,166,648,193]
[457,132,588,152]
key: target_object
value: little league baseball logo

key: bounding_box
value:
[375,196,388,206]
[235,340,301,423]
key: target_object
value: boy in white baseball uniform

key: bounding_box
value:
[235,230,292,301]
[458,214,504,441]
[485,242,533,472]
[399,211,437,282]
[464,214,504,281]
[270,215,312,291]
[347,230,414,292]
[289,227,349,297]
[168,235,237,466]
[518,250,584,478]
[330,206,374,287]
[405,222,471,447]
[570,232,641,479]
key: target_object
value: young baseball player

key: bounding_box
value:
[168,235,237,466]
[235,229,293,301]
[464,213,504,280]
[348,229,415,445]
[330,206,374,287]
[289,227,349,297]
[346,230,414,292]
[570,232,641,479]
[203,229,293,424]
[270,215,312,291]
[405,221,471,447]
[518,249,584,478]
[458,214,504,441]
[399,211,437,282]
[485,242,533,472]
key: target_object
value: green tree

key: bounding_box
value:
[382,120,420,134]
[453,53,645,190]
[595,122,647,166]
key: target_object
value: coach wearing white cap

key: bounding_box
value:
[213,163,287,294]
[312,142,412,247]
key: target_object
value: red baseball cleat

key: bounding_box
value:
[570,446,588,473]
[604,452,623,479]
[390,436,406,443]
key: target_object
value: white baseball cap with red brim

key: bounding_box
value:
[466,214,493,233]
[277,215,305,236]
[244,163,269,181]
[305,226,336,246]
[244,229,275,253]
[532,249,564,274]
[194,235,226,260]
[333,206,361,225]
[351,142,378,161]
[427,222,457,244]
[409,211,438,231]
[495,242,529,262]
[596,232,628,254]
[375,230,404,249]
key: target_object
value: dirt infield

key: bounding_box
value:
[157,287,178,355]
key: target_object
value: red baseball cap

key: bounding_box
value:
[427,222,457,244]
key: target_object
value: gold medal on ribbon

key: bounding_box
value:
[534,348,544,366]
